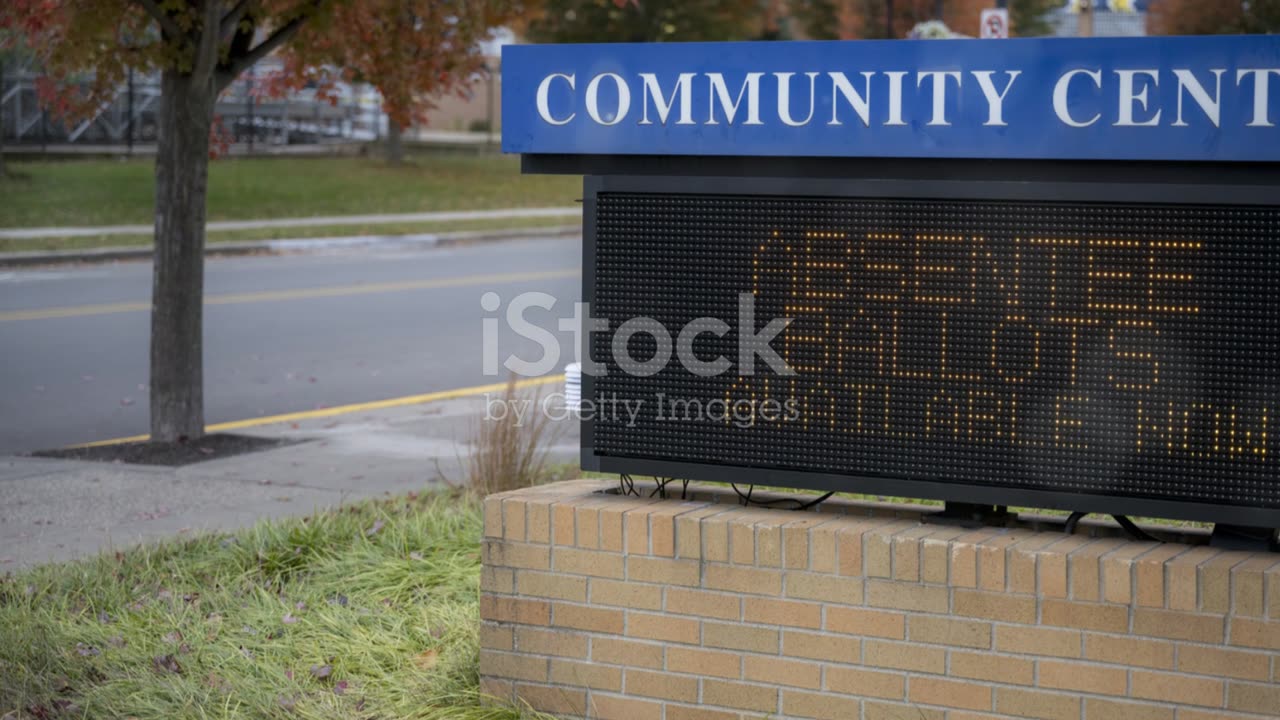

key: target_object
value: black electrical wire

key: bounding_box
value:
[1063,511,1159,543]
[1064,510,1087,534]
[731,483,834,510]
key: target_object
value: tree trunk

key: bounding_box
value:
[386,119,404,165]
[150,68,215,442]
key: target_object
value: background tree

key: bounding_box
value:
[1148,0,1279,34]
[789,0,1056,38]
[1008,0,1060,36]
[0,0,527,443]
[522,0,767,43]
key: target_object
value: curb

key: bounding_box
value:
[0,224,581,267]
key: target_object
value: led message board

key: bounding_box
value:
[505,36,1280,524]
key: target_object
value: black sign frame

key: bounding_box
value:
[579,171,1280,526]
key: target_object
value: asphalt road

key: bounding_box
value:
[0,236,581,454]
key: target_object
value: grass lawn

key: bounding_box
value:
[0,491,552,720]
[0,152,581,230]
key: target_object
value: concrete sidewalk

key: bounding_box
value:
[0,394,579,570]
[0,206,582,241]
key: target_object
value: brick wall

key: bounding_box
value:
[479,479,1280,720]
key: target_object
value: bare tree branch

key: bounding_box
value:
[132,0,186,41]
[192,0,224,82]
[220,0,253,42]
[216,3,321,90]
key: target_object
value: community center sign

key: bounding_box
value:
[504,36,1280,526]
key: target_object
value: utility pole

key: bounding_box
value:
[1078,0,1094,37]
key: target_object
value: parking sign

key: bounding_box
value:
[981,8,1009,38]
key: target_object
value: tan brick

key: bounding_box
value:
[744,597,822,629]
[1133,608,1225,644]
[515,627,587,658]
[863,639,945,674]
[728,510,761,565]
[550,603,622,634]
[485,541,551,571]
[1037,535,1095,600]
[703,679,779,713]
[1008,533,1061,595]
[1133,543,1188,608]
[479,650,547,682]
[997,688,1081,720]
[825,666,905,699]
[591,637,663,669]
[865,580,948,614]
[626,555,700,587]
[744,655,822,689]
[1269,563,1280,619]
[667,646,741,679]
[1102,541,1157,605]
[755,518,786,568]
[484,495,504,537]
[703,514,730,563]
[503,498,527,542]
[1083,698,1173,720]
[627,611,699,644]
[995,625,1082,658]
[480,595,551,626]
[1228,681,1280,715]
[517,570,587,601]
[1232,556,1279,618]
[704,621,779,653]
[810,519,839,573]
[1132,670,1224,707]
[783,690,862,720]
[1039,659,1127,696]
[512,682,586,717]
[573,504,599,549]
[1042,599,1129,633]
[785,572,863,605]
[1201,551,1251,614]
[674,506,729,560]
[784,516,835,570]
[553,503,575,546]
[783,630,860,664]
[625,669,698,702]
[908,615,991,649]
[665,705,740,720]
[705,563,783,596]
[1084,633,1174,669]
[978,532,1021,592]
[910,677,992,712]
[826,606,906,639]
[1069,538,1125,602]
[481,623,514,651]
[864,525,896,578]
[590,578,662,610]
[892,525,934,582]
[667,587,740,620]
[554,547,623,579]
[951,650,1033,685]
[524,498,553,544]
[951,528,1002,589]
[863,700,944,720]
[626,507,650,555]
[549,658,622,691]
[588,693,662,720]
[1178,710,1271,720]
[835,517,897,578]
[954,588,1037,624]
[1166,546,1221,611]
[596,502,630,553]
[1179,645,1272,681]
[920,527,965,585]
[1229,617,1280,650]
[481,566,514,594]
[480,676,512,702]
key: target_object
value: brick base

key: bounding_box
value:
[479,479,1280,720]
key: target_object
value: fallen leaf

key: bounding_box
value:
[365,519,384,537]
[310,663,332,679]
[333,680,349,695]
[409,551,423,561]
[281,613,297,624]
[152,654,182,674]
[162,630,183,644]
[75,643,99,657]
[413,649,439,671]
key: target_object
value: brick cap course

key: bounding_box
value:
[481,480,1280,720]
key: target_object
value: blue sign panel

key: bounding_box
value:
[502,36,1280,162]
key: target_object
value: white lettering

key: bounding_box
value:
[1238,68,1280,127]
[775,72,819,127]
[1053,69,1103,127]
[707,72,764,125]
[885,71,907,126]
[971,70,1021,126]
[918,71,962,126]
[585,73,631,126]
[639,72,695,125]
[1172,69,1224,127]
[1116,69,1161,127]
[535,73,575,126]
[829,71,873,127]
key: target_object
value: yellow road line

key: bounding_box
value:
[75,375,565,448]
[0,268,578,323]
